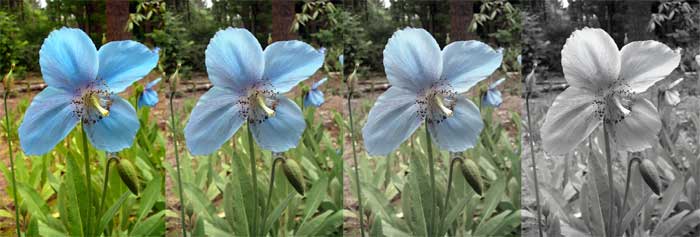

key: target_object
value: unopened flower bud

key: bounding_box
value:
[459,159,483,196]
[117,159,141,195]
[282,159,305,196]
[639,159,662,195]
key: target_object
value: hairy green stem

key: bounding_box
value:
[81,125,92,236]
[98,155,119,214]
[603,123,615,237]
[442,156,464,233]
[246,124,259,236]
[425,121,437,236]
[618,157,641,236]
[4,92,21,236]
[525,95,543,237]
[347,87,366,237]
[169,92,188,236]
[264,155,286,229]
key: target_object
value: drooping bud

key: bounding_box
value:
[639,159,662,195]
[117,159,141,195]
[459,158,483,196]
[282,159,305,196]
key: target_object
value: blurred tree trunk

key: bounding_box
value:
[86,1,103,39]
[106,0,131,41]
[624,1,653,42]
[449,0,478,41]
[272,0,296,41]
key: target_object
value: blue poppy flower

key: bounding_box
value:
[18,28,158,155]
[138,78,161,108]
[184,28,324,155]
[362,28,502,155]
[482,78,505,108]
[304,77,327,107]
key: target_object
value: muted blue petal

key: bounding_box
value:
[362,87,422,156]
[263,41,324,93]
[304,89,324,107]
[184,87,246,155]
[441,41,502,93]
[39,28,98,90]
[18,87,78,155]
[146,78,161,89]
[311,77,327,89]
[98,41,158,93]
[250,96,305,152]
[383,28,442,92]
[84,96,139,152]
[138,89,159,108]
[428,97,483,152]
[339,54,344,66]
[482,90,502,107]
[206,28,264,92]
[489,78,506,89]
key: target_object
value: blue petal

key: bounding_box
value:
[362,87,422,156]
[184,87,246,155]
[441,41,502,93]
[97,40,159,93]
[263,40,324,93]
[39,28,98,90]
[18,87,78,155]
[428,97,483,152]
[304,89,324,107]
[482,90,502,107]
[311,77,327,89]
[250,96,306,152]
[138,89,159,108]
[383,28,442,92]
[206,28,264,92]
[146,78,161,89]
[339,54,344,66]
[489,78,506,89]
[84,95,139,152]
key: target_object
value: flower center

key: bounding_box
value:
[72,87,112,125]
[593,80,634,125]
[417,83,458,124]
[238,87,279,125]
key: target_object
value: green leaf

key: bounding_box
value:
[96,191,130,234]
[130,210,165,236]
[263,192,295,234]
[136,175,163,221]
[301,176,328,223]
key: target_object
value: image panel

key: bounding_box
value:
[342,0,522,236]
[521,0,700,236]
[1,1,167,236]
[155,0,344,236]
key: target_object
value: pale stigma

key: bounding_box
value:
[257,94,275,117]
[434,95,453,117]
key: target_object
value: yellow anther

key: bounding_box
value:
[434,95,453,117]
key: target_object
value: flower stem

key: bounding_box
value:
[264,155,286,232]
[246,124,259,236]
[525,95,543,237]
[4,92,21,236]
[424,121,437,236]
[80,124,92,236]
[603,123,615,237]
[169,92,188,236]
[442,156,464,233]
[347,84,366,236]
[618,157,641,236]
[98,155,119,214]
